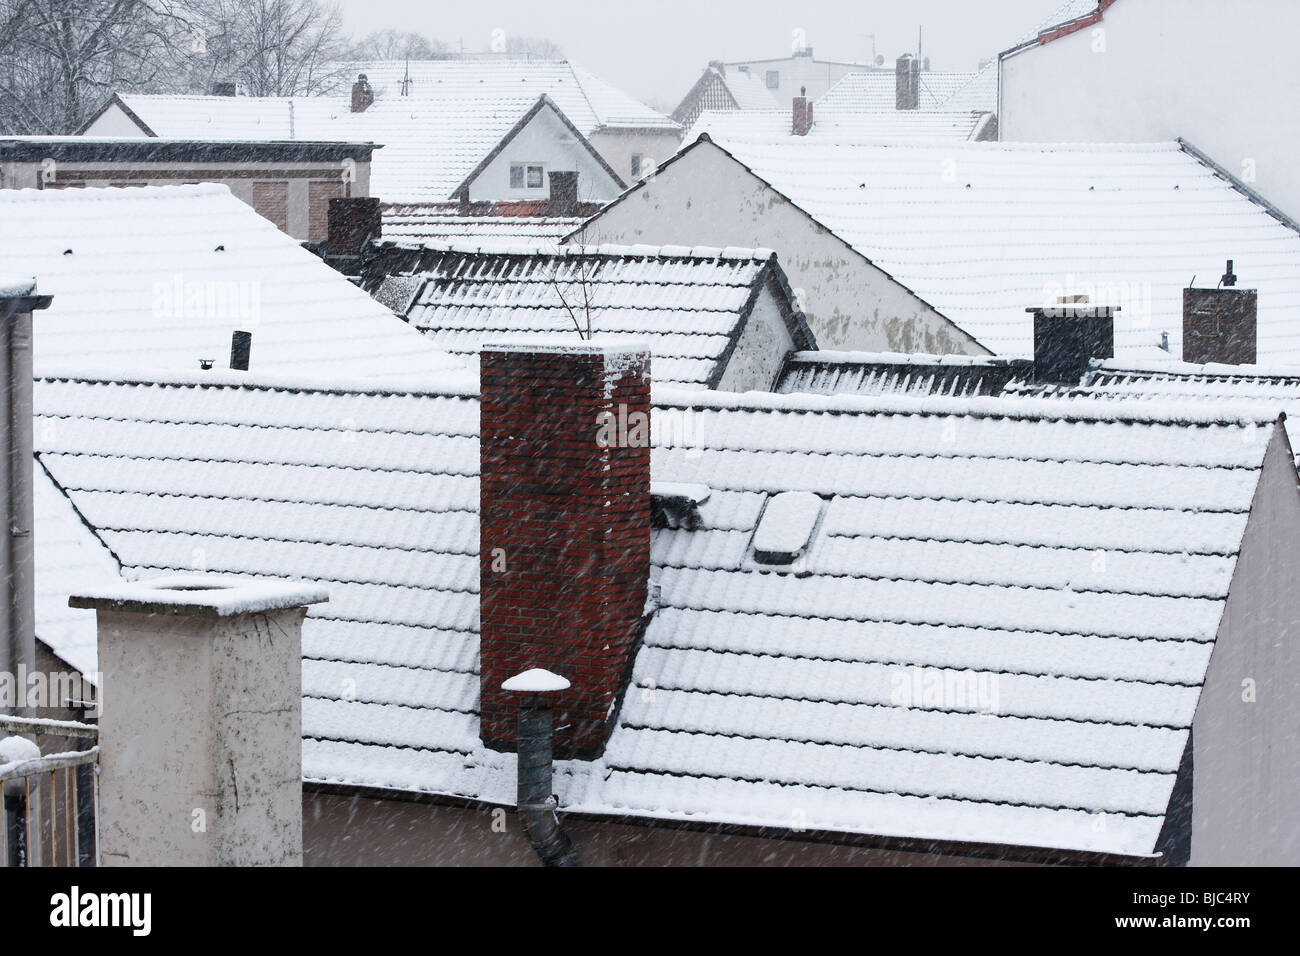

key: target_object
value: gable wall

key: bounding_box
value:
[1000,0,1300,221]
[715,277,796,392]
[573,142,985,354]
[81,103,152,137]
[469,109,624,204]
[1191,422,1300,865]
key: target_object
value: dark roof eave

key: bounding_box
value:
[302,779,1160,866]
[0,138,376,163]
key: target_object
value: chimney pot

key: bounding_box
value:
[229,329,252,371]
[478,343,652,759]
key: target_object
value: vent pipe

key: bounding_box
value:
[229,330,252,371]
[503,669,578,867]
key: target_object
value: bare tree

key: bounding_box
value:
[180,0,346,96]
[346,29,445,61]
[0,0,189,133]
[503,35,564,58]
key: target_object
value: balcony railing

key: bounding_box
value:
[0,715,98,867]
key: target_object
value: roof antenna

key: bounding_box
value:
[401,59,411,97]
[1219,259,1236,288]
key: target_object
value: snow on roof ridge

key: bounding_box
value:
[36,363,480,398]
[789,350,1026,367]
[374,238,776,261]
[652,381,1285,428]
[1096,358,1300,380]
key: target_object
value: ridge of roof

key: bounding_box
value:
[373,238,778,261]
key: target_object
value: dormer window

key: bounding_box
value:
[751,491,823,566]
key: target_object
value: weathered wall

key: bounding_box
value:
[715,277,796,392]
[573,142,984,355]
[1190,423,1300,865]
[1000,0,1300,220]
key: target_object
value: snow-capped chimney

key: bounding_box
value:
[548,171,579,216]
[792,87,813,136]
[351,74,374,113]
[895,55,920,110]
[1028,298,1116,385]
[479,343,652,759]
[1183,262,1257,365]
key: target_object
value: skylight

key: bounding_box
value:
[752,491,823,565]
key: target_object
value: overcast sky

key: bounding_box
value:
[337,0,1080,111]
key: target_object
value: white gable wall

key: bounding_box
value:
[467,107,623,203]
[1192,421,1300,865]
[573,141,984,354]
[1000,0,1300,221]
[82,103,152,136]
[714,277,795,392]
[588,127,684,185]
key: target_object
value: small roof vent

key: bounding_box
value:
[651,482,709,530]
[752,491,823,567]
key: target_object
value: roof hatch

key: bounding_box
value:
[752,491,823,566]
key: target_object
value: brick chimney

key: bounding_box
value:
[327,196,382,258]
[792,86,813,136]
[547,171,578,216]
[479,343,652,759]
[896,55,920,110]
[351,73,374,113]
[1027,298,1116,385]
[1183,261,1257,364]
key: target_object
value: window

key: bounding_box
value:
[751,491,823,566]
[631,154,643,179]
[511,163,544,189]
[765,70,780,89]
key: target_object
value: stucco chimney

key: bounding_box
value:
[1027,298,1116,385]
[895,55,920,110]
[792,86,813,136]
[70,575,328,866]
[479,343,652,759]
[1183,262,1257,365]
[351,73,374,113]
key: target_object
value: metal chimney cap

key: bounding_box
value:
[502,668,570,694]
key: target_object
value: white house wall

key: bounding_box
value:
[468,108,623,204]
[81,103,151,136]
[573,142,983,354]
[714,278,795,392]
[588,128,684,185]
[1191,422,1300,865]
[1000,0,1300,220]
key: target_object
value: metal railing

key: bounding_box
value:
[0,715,98,867]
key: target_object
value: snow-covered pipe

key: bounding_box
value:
[503,669,578,867]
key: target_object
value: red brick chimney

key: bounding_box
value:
[792,86,813,136]
[479,343,652,759]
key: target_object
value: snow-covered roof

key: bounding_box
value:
[779,350,1031,397]
[334,58,677,131]
[0,184,461,379]
[687,108,991,143]
[818,70,985,112]
[1011,358,1300,467]
[355,242,811,386]
[381,208,584,247]
[107,92,576,203]
[681,138,1300,362]
[31,368,1283,858]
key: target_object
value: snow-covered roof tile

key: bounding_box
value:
[700,138,1300,363]
[354,242,799,386]
[0,184,462,380]
[31,371,1276,858]
[778,350,1032,397]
